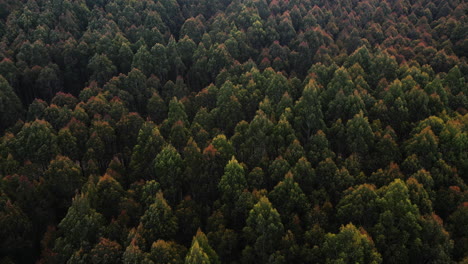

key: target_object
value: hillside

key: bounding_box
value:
[0,0,467,263]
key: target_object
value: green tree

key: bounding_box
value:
[57,128,79,160]
[243,110,273,167]
[268,172,309,228]
[218,157,247,208]
[141,192,178,243]
[372,179,421,264]
[180,17,205,44]
[336,184,379,228]
[405,126,440,169]
[413,214,453,263]
[0,192,33,263]
[322,224,382,264]
[90,238,123,264]
[153,144,185,205]
[14,119,58,167]
[345,112,374,157]
[53,194,105,263]
[447,205,468,261]
[116,112,144,157]
[212,81,243,135]
[0,76,23,131]
[294,79,325,144]
[266,72,289,104]
[132,45,153,76]
[122,240,153,264]
[187,229,219,264]
[88,53,117,86]
[147,93,167,124]
[268,156,291,187]
[161,97,189,137]
[151,43,169,80]
[185,240,210,264]
[95,173,125,219]
[150,239,186,264]
[117,42,133,73]
[44,155,83,212]
[243,196,284,263]
[129,122,165,183]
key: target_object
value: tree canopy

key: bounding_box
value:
[0,0,466,263]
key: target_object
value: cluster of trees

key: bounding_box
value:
[0,0,467,263]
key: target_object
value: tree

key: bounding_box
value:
[170,120,190,152]
[322,224,382,264]
[161,97,189,137]
[187,229,219,264]
[147,93,167,124]
[265,72,289,104]
[413,214,453,263]
[37,64,60,101]
[345,112,374,157]
[88,53,117,86]
[218,157,247,208]
[306,130,335,166]
[404,126,440,169]
[0,76,23,131]
[269,116,296,159]
[268,156,291,188]
[132,45,153,76]
[0,192,33,263]
[268,172,309,229]
[180,17,205,44]
[90,238,123,264]
[178,36,197,68]
[336,184,379,228]
[315,158,354,203]
[26,98,47,121]
[113,109,141,144]
[44,155,83,213]
[141,192,178,244]
[124,68,152,113]
[122,240,153,264]
[294,79,325,144]
[151,43,169,80]
[94,173,125,219]
[150,239,186,264]
[129,122,165,183]
[14,119,58,167]
[185,240,210,264]
[372,179,422,264]
[212,81,243,135]
[243,196,284,263]
[117,42,133,73]
[243,110,273,167]
[52,194,105,263]
[447,205,468,261]
[153,144,185,205]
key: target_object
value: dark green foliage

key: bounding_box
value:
[0,0,466,263]
[322,224,382,264]
[52,194,105,263]
[140,192,178,243]
[218,157,247,208]
[243,196,284,263]
[0,76,23,131]
[44,155,83,212]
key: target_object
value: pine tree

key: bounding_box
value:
[243,197,284,262]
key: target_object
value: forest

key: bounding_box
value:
[0,0,467,263]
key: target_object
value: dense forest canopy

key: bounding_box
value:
[0,0,467,263]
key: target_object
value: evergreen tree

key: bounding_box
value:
[140,192,178,243]
[243,197,284,262]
